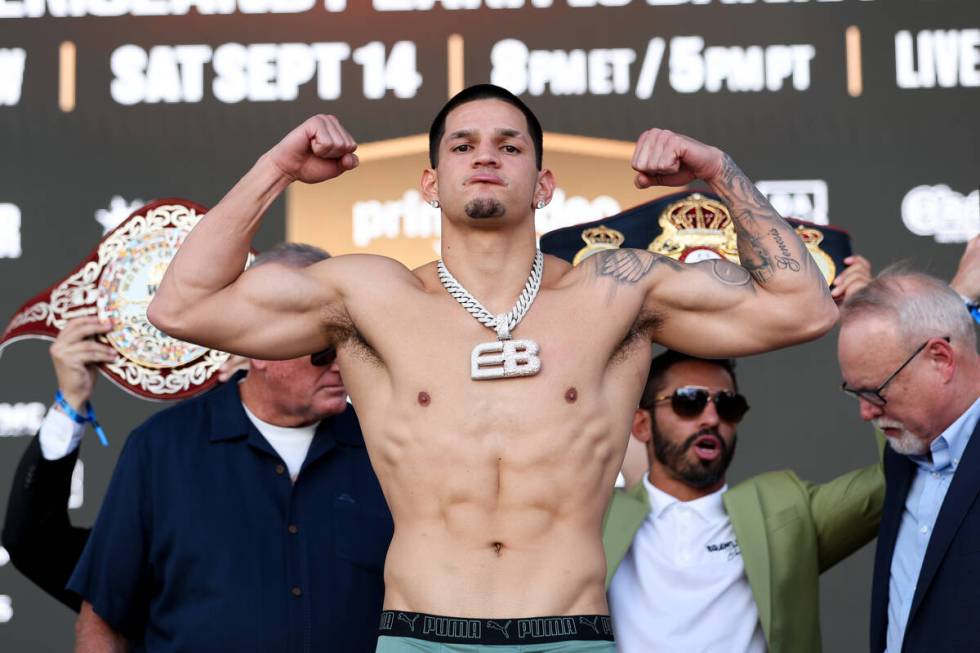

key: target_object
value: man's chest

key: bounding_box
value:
[350,285,651,379]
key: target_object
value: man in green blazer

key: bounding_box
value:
[603,349,884,653]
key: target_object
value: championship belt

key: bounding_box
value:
[541,190,852,285]
[0,198,251,401]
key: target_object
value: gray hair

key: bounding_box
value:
[250,242,330,269]
[840,262,975,350]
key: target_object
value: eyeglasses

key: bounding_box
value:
[651,386,750,423]
[841,336,949,407]
[310,347,337,367]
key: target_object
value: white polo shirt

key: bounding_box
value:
[608,476,766,653]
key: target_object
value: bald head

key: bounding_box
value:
[840,263,975,352]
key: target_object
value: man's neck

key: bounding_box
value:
[926,363,980,444]
[239,378,318,428]
[439,221,540,308]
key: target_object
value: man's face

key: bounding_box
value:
[259,355,348,424]
[838,316,937,455]
[427,99,546,225]
[649,360,739,489]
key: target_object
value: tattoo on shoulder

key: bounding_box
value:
[592,249,681,285]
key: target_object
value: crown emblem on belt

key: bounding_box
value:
[572,224,626,265]
[795,224,837,283]
[647,193,739,263]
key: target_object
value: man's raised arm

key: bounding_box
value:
[147,116,359,359]
[623,129,837,356]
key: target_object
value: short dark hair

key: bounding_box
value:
[639,350,738,410]
[428,84,543,170]
[251,242,330,269]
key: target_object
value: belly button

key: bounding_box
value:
[492,542,503,556]
[565,387,578,403]
[418,391,431,407]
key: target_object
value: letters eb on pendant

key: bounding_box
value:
[471,339,542,380]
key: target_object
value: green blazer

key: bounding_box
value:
[602,439,885,653]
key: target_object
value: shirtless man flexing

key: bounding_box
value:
[148,85,837,652]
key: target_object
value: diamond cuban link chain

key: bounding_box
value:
[437,250,544,379]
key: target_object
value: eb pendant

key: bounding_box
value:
[471,339,542,380]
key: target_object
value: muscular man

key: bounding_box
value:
[148,84,837,652]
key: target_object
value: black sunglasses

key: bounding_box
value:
[651,386,750,423]
[841,336,949,407]
[310,347,337,367]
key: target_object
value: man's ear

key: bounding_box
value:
[533,168,556,208]
[421,168,438,205]
[927,337,957,384]
[632,408,653,444]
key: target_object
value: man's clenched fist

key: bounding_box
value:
[267,114,359,185]
[631,129,725,189]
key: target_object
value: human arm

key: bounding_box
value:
[1,318,115,611]
[786,257,880,570]
[607,130,837,356]
[808,429,887,573]
[147,115,364,359]
[951,235,980,307]
[75,601,129,653]
[2,437,89,612]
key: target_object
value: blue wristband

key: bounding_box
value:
[54,390,86,424]
[969,302,980,326]
[85,402,109,447]
[54,390,109,447]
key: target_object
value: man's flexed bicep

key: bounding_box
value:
[150,253,393,360]
[639,252,841,356]
[150,257,340,359]
[580,249,762,355]
[627,128,838,354]
[147,114,363,359]
[639,256,800,356]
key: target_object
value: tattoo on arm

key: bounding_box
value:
[707,259,753,286]
[769,227,801,272]
[592,249,681,285]
[713,154,823,288]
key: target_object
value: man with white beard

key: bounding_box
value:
[837,259,980,653]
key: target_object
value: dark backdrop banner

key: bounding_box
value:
[1,1,977,650]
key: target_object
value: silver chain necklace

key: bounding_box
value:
[437,250,544,380]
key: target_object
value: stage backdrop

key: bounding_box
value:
[1,0,977,650]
